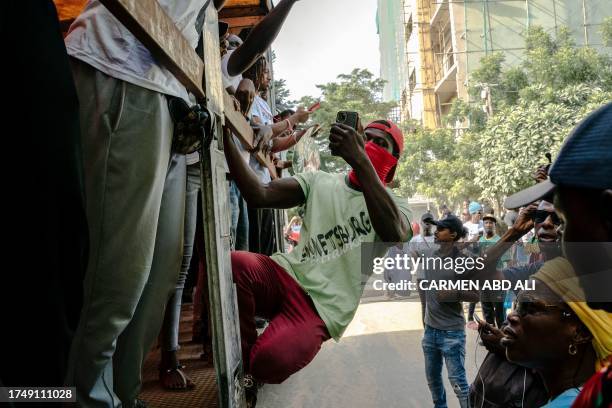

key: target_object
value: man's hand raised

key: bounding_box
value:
[512,202,538,235]
[329,123,367,169]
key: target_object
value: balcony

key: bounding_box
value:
[430,0,448,28]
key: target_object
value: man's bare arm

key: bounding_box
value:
[227,0,300,77]
[223,126,305,209]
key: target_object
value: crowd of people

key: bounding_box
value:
[4,2,611,408]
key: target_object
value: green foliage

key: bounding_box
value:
[600,17,612,47]
[474,85,612,203]
[394,125,480,206]
[298,69,397,173]
[392,25,612,211]
[273,78,297,112]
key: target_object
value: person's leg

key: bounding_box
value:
[235,188,250,251]
[481,301,496,325]
[65,60,172,408]
[247,265,330,383]
[441,330,469,408]
[417,279,427,326]
[422,326,447,408]
[113,153,187,405]
[4,1,87,388]
[229,181,240,250]
[231,251,286,371]
[467,302,476,321]
[247,206,261,253]
[158,163,201,389]
[494,290,507,327]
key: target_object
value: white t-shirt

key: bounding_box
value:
[249,95,274,183]
[464,220,484,241]
[409,234,437,279]
[221,50,242,91]
[65,0,207,102]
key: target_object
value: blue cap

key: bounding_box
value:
[505,102,612,209]
[468,201,482,214]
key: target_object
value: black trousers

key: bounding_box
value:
[247,207,277,256]
[1,0,88,388]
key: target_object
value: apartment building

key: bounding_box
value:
[382,0,611,128]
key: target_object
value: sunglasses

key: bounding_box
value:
[531,210,562,225]
[513,294,574,319]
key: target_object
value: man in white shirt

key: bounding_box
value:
[63,2,206,407]
[409,213,438,324]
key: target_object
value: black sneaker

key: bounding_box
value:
[254,317,267,330]
[244,374,259,408]
[126,399,148,408]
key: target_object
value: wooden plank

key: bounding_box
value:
[223,91,278,179]
[219,6,265,19]
[222,15,265,30]
[98,0,205,98]
[98,0,277,178]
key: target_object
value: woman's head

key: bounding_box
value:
[502,281,593,370]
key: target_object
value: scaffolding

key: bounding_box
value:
[398,0,611,129]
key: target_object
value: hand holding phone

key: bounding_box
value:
[336,111,360,129]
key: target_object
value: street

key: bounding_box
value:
[258,299,485,408]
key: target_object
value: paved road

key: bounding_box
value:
[257,300,485,408]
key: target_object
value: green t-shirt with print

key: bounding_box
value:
[479,234,511,268]
[271,171,412,341]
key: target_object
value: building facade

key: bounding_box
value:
[392,0,610,129]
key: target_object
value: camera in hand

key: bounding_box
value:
[336,111,359,129]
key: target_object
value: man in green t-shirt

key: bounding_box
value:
[223,119,412,403]
[478,213,509,327]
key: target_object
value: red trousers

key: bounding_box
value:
[231,251,330,383]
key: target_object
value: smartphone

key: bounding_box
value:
[308,102,321,112]
[336,111,359,129]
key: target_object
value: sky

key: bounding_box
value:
[272,0,381,102]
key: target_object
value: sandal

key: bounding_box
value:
[159,365,196,390]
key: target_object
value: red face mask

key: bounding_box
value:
[348,141,398,188]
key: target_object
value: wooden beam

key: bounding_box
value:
[219,6,266,19]
[223,92,278,179]
[99,0,205,99]
[222,16,265,30]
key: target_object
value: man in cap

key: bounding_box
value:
[421,215,479,408]
[504,102,612,312]
[224,118,412,405]
[492,103,612,408]
[478,213,509,327]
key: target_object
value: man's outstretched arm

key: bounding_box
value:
[473,203,538,281]
[223,126,305,209]
[227,0,300,77]
[329,124,410,243]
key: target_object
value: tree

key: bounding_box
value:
[298,69,397,173]
[273,78,297,111]
[394,123,480,209]
[602,17,612,47]
[393,26,612,213]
